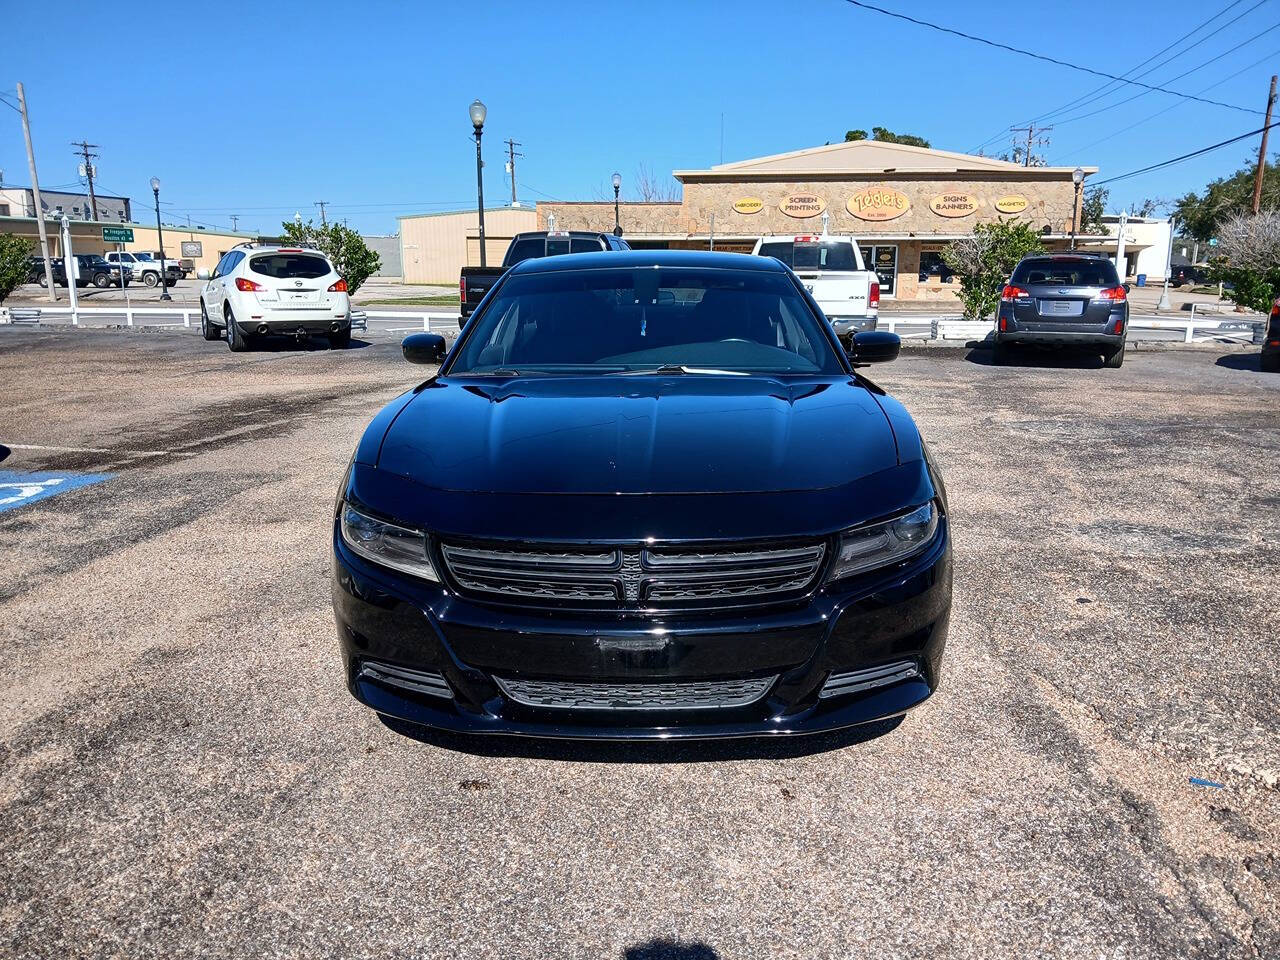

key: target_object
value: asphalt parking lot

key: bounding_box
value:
[1,328,1278,959]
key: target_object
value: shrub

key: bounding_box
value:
[0,234,34,304]
[1208,210,1280,314]
[277,220,381,296]
[942,222,1045,321]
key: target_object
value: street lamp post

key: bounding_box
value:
[611,172,622,235]
[1069,167,1084,251]
[1157,216,1176,311]
[150,176,171,301]
[470,99,488,268]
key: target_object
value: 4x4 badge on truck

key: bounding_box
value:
[620,551,643,602]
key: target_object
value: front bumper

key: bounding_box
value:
[331,519,952,740]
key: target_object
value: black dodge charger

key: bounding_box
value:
[332,251,952,740]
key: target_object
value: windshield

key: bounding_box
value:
[1012,258,1119,287]
[446,266,845,376]
[758,240,859,272]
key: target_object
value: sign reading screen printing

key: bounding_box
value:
[846,187,910,221]
[733,197,764,215]
[778,194,826,218]
[929,194,978,217]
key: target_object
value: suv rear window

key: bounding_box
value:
[758,241,858,271]
[249,253,331,279]
[1012,258,1119,287]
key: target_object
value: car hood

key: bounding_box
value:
[372,375,900,495]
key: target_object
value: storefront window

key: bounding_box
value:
[919,250,955,284]
[860,245,898,297]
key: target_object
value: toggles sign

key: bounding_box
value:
[846,187,910,221]
[778,194,826,218]
[929,193,978,218]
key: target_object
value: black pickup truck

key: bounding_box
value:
[459,230,630,319]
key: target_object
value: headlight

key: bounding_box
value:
[339,502,439,582]
[829,502,939,581]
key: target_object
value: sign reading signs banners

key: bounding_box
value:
[846,187,910,221]
[733,197,764,215]
[779,193,826,218]
[929,193,978,218]
[995,194,1029,214]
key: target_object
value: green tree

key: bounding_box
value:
[278,219,381,295]
[1174,155,1280,241]
[1081,186,1109,234]
[0,234,34,304]
[1207,210,1280,313]
[942,221,1045,321]
[844,126,931,148]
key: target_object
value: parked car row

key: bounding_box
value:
[27,254,131,289]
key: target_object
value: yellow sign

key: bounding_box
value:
[846,187,910,221]
[929,193,978,218]
[779,193,826,218]
[995,194,1029,214]
[733,197,764,215]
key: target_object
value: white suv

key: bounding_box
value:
[198,244,352,351]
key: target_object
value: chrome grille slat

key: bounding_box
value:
[440,540,826,608]
[495,675,777,710]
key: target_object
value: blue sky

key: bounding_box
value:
[3,0,1277,234]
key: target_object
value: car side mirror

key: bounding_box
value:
[1123,282,1131,292]
[847,330,900,366]
[402,333,447,364]
[196,269,210,280]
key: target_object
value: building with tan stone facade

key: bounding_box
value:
[535,140,1103,304]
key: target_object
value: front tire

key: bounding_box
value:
[328,329,351,349]
[93,273,111,288]
[1103,345,1125,368]
[225,306,249,352]
[200,301,220,341]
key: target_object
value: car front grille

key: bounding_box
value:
[494,675,777,711]
[438,540,826,609]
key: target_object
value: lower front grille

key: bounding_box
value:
[818,659,919,699]
[494,675,777,711]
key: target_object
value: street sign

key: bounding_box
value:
[102,226,134,242]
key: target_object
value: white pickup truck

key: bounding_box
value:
[103,251,183,288]
[752,234,879,337]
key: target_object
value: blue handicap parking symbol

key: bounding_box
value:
[0,471,113,513]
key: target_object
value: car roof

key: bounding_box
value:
[509,249,783,275]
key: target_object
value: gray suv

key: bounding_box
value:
[994,253,1129,367]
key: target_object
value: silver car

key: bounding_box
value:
[994,254,1129,368]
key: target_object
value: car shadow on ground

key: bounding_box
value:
[623,939,720,960]
[239,336,372,352]
[378,713,905,762]
[965,343,1106,369]
[1215,352,1268,372]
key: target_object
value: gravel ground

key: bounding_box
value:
[0,328,1277,959]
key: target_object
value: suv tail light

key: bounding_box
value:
[328,278,348,292]
[1001,285,1029,301]
[235,277,265,292]
[459,277,467,302]
[1270,297,1280,316]
[869,281,880,309]
[1098,286,1127,301]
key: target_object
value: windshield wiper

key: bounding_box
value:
[610,364,749,376]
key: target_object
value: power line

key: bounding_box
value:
[1092,119,1280,186]
[1056,46,1280,162]
[843,0,1264,114]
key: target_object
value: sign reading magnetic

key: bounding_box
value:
[846,187,910,221]
[929,193,978,218]
[101,226,134,242]
[778,194,826,218]
[733,197,764,215]
[995,194,1029,215]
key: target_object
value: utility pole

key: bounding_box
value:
[315,201,328,226]
[1252,75,1277,214]
[503,138,523,206]
[1009,123,1052,167]
[230,215,239,231]
[18,83,57,301]
[72,140,100,220]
